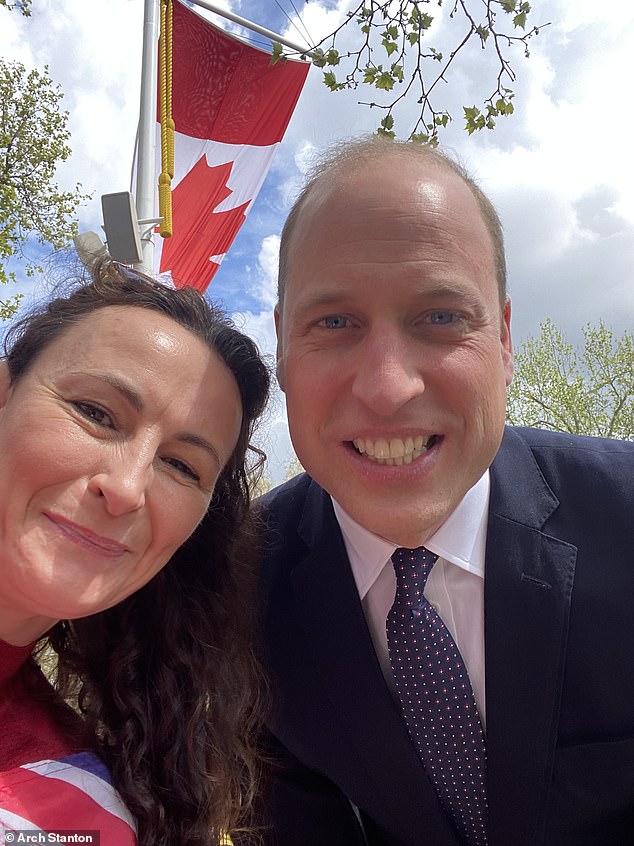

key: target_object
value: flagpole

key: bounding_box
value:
[134,0,161,272]
[189,0,312,55]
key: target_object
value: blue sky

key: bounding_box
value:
[2,0,634,479]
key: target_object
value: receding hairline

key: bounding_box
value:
[277,138,507,311]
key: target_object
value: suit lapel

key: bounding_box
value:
[291,481,459,845]
[485,429,577,846]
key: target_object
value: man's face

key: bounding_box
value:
[276,156,513,548]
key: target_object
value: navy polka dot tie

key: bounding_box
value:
[387,546,488,845]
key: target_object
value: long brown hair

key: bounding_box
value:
[5,260,270,845]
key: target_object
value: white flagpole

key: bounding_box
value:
[131,0,310,275]
[134,0,160,272]
[189,0,312,55]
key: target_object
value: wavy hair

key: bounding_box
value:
[5,260,270,845]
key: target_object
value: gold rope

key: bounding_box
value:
[158,0,174,238]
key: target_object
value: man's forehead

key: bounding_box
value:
[299,156,469,224]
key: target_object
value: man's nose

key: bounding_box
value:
[350,331,426,416]
[87,447,154,516]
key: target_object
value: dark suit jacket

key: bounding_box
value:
[257,427,634,845]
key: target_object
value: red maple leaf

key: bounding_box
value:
[159,155,251,292]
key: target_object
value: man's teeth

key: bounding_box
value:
[352,436,432,465]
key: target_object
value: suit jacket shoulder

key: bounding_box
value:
[492,427,634,538]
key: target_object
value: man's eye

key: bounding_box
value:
[320,315,350,329]
[428,311,458,325]
[73,401,113,427]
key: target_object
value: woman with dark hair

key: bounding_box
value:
[0,260,270,845]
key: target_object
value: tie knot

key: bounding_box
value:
[391,546,438,598]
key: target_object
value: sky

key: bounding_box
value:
[2,0,634,481]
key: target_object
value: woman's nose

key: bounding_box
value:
[87,450,153,516]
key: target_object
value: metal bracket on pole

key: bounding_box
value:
[137,218,163,246]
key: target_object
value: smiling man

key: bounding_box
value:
[257,138,634,846]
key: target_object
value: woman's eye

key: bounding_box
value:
[73,401,113,427]
[320,315,350,329]
[163,456,200,482]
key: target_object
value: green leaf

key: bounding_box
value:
[270,42,284,64]
[363,66,377,84]
[382,38,398,57]
[311,47,326,68]
[375,71,395,91]
[377,114,395,139]
[408,31,419,46]
[325,48,340,66]
[499,0,516,12]
[513,11,527,29]
[323,70,338,90]
[464,105,485,134]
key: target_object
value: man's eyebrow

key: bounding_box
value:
[293,289,351,310]
[292,282,484,311]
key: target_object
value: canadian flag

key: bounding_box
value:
[155,0,309,292]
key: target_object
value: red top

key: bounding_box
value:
[0,638,83,769]
[0,639,137,840]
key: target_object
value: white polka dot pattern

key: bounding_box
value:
[387,546,488,845]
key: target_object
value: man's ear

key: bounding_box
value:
[501,297,514,387]
[274,305,286,392]
[0,361,12,409]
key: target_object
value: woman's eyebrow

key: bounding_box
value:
[74,372,145,412]
[75,373,223,468]
[176,432,222,470]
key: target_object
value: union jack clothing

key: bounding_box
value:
[0,751,137,842]
[1,639,136,843]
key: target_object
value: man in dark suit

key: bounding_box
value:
[257,137,634,845]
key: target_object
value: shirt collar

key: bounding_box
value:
[332,470,490,601]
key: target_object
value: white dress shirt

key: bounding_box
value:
[332,471,489,726]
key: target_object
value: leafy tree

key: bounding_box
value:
[284,455,305,481]
[274,0,548,141]
[0,60,91,319]
[506,319,634,441]
[249,468,275,498]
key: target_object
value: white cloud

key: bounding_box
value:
[2,0,634,479]
[248,234,280,310]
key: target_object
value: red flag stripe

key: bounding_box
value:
[166,0,309,146]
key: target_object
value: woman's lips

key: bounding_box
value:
[44,512,129,558]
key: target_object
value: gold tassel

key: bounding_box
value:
[158,0,174,237]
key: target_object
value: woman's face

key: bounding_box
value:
[0,305,243,645]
